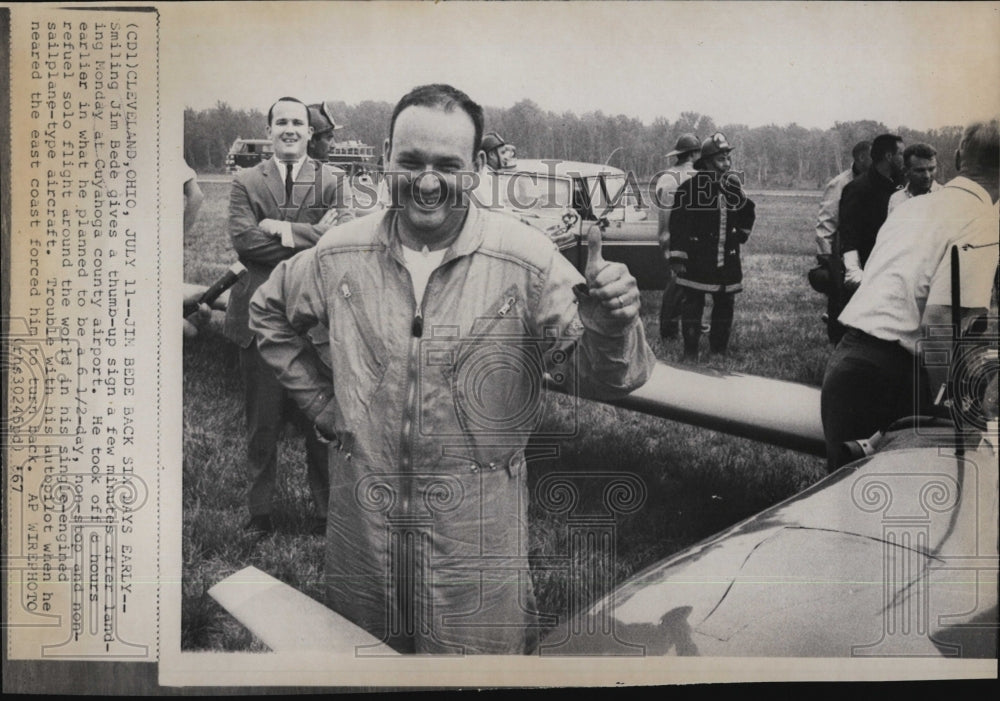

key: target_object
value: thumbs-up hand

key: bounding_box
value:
[579,221,640,336]
[584,219,608,283]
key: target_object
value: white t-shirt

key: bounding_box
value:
[886,180,941,216]
[839,176,999,354]
[401,244,447,307]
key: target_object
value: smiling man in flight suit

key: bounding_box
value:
[249,84,654,653]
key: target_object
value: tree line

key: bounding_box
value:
[184,99,964,189]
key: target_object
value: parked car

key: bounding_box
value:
[493,159,664,289]
[324,139,377,176]
[225,136,378,182]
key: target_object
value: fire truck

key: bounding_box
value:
[224,136,378,179]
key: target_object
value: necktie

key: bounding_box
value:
[284,162,293,204]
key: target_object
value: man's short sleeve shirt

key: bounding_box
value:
[838,176,999,353]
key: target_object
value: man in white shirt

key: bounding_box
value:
[815,140,872,257]
[886,142,942,215]
[821,119,999,472]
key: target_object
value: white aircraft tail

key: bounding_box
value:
[208,566,399,655]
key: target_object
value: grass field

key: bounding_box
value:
[182,182,831,651]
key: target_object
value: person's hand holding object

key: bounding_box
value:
[183,298,211,339]
[580,222,640,336]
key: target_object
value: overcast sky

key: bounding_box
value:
[163,1,1000,132]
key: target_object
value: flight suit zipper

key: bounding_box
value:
[397,263,436,514]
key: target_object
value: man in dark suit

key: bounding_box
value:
[224,96,353,536]
[838,133,905,290]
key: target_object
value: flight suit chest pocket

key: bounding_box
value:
[440,286,541,439]
[335,274,388,396]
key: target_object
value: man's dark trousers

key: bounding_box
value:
[820,328,931,473]
[659,269,684,338]
[680,288,734,357]
[240,344,329,519]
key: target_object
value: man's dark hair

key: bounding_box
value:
[871,134,903,163]
[851,140,871,161]
[388,84,484,159]
[902,143,937,166]
[959,119,1000,173]
[267,96,308,126]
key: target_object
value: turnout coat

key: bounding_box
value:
[667,171,756,293]
[249,204,655,653]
